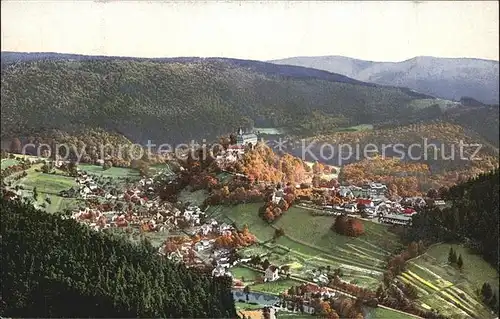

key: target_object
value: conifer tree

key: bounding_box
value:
[481,282,493,302]
[457,254,463,269]
[448,247,457,264]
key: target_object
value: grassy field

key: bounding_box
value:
[408,98,458,110]
[365,307,416,319]
[7,161,142,214]
[1,158,19,169]
[210,203,403,290]
[78,164,140,179]
[8,163,81,213]
[235,302,263,311]
[334,124,374,132]
[178,188,209,206]
[276,312,314,318]
[251,279,302,295]
[254,127,286,135]
[150,163,175,174]
[232,266,262,283]
[208,203,275,240]
[398,243,498,319]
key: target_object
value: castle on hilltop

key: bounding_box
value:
[236,127,258,146]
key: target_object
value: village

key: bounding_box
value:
[1,127,455,319]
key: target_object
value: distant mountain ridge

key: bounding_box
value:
[270,55,500,104]
[0,51,431,99]
[1,52,451,145]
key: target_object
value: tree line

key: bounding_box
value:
[0,197,237,318]
[405,169,499,271]
[1,59,441,145]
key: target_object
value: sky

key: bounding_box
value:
[1,1,498,62]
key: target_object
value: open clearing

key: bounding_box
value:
[251,279,302,295]
[78,164,140,179]
[208,203,403,290]
[365,307,416,319]
[178,188,209,206]
[232,266,262,283]
[7,162,142,214]
[8,163,81,213]
[399,243,497,319]
[334,124,374,132]
[254,127,286,135]
[1,158,19,169]
[276,312,314,318]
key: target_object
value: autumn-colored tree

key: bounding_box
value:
[312,175,321,188]
[318,301,336,318]
[333,216,364,237]
[221,186,230,198]
[261,259,270,270]
[9,138,22,154]
[273,227,285,240]
[283,192,296,205]
[312,161,325,175]
[163,241,179,254]
[333,215,349,234]
[388,254,406,275]
[426,188,439,199]
[438,186,449,199]
[203,175,218,189]
[103,161,112,170]
[337,298,353,318]
[264,209,275,222]
[407,241,419,259]
[387,184,399,198]
[214,228,256,249]
[347,218,365,237]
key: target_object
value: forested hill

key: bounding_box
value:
[2,55,445,144]
[1,52,379,88]
[0,197,236,318]
[408,169,499,271]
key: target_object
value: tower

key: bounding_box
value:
[237,127,243,135]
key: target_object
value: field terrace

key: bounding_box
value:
[397,243,498,319]
[207,203,405,292]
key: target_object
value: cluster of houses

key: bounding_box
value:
[211,248,255,278]
[68,169,212,238]
[215,145,246,168]
[74,171,101,199]
[302,182,430,226]
[63,166,262,276]
[214,128,259,169]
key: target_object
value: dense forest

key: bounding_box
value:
[404,169,499,271]
[447,107,500,147]
[0,197,237,318]
[1,58,454,144]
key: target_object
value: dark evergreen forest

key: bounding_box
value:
[0,198,237,318]
[405,169,499,271]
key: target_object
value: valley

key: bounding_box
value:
[1,45,498,319]
[2,138,498,319]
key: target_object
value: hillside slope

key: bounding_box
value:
[270,56,500,105]
[408,169,499,272]
[1,57,444,144]
[0,197,236,317]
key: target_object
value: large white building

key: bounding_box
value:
[236,128,258,146]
